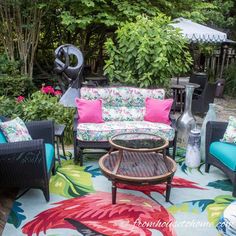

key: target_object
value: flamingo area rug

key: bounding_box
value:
[3,149,236,236]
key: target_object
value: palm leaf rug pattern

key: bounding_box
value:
[3,151,236,236]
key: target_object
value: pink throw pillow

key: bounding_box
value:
[144,98,173,125]
[75,98,104,123]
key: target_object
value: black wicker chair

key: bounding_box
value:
[205,121,236,197]
[73,113,177,166]
[0,119,55,201]
[192,82,217,116]
[189,72,208,95]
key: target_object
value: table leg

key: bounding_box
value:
[108,147,114,155]
[162,149,170,172]
[180,89,183,113]
[112,150,123,175]
[112,182,117,204]
[166,177,172,202]
[173,89,177,114]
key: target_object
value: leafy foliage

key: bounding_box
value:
[0,91,75,144]
[0,96,24,118]
[0,54,20,75]
[22,92,75,144]
[104,15,192,88]
[224,62,236,97]
[0,75,35,97]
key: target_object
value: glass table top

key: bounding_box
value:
[110,133,167,151]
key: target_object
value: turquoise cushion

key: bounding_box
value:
[210,141,236,171]
[0,131,7,143]
[0,118,7,143]
[45,143,54,173]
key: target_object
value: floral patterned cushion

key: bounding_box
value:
[103,106,145,121]
[77,121,175,142]
[80,87,165,107]
[0,117,32,142]
[222,116,236,144]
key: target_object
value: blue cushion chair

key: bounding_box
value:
[205,121,236,197]
[0,117,55,201]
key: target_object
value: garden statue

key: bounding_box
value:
[54,44,84,107]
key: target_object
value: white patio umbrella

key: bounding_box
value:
[171,18,227,43]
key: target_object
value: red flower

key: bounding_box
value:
[41,85,55,95]
[16,96,25,103]
[54,90,62,96]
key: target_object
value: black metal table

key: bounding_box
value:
[54,124,66,165]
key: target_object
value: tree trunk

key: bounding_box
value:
[0,0,44,79]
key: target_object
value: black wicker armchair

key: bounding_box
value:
[0,119,55,201]
[205,121,236,197]
[192,82,217,116]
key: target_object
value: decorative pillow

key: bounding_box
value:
[0,117,32,142]
[222,116,236,144]
[144,98,173,125]
[75,98,104,123]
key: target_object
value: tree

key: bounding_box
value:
[0,0,46,78]
[104,15,192,88]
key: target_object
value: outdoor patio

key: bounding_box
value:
[0,1,236,235]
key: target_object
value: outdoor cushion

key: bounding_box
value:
[80,87,166,122]
[75,98,104,123]
[0,117,32,142]
[80,87,165,107]
[0,118,7,143]
[77,121,175,142]
[144,98,173,125]
[45,143,54,173]
[0,131,7,144]
[210,141,236,171]
[222,116,236,144]
[103,106,145,121]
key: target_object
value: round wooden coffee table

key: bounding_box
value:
[98,133,177,204]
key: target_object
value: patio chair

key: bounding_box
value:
[205,121,236,197]
[0,117,55,201]
[189,72,208,95]
[192,82,217,116]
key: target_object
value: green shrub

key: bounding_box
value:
[0,75,35,97]
[104,14,192,88]
[0,92,75,144]
[0,96,24,118]
[22,92,75,144]
[224,62,236,97]
[0,54,20,75]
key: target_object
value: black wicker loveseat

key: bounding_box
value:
[0,117,55,201]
